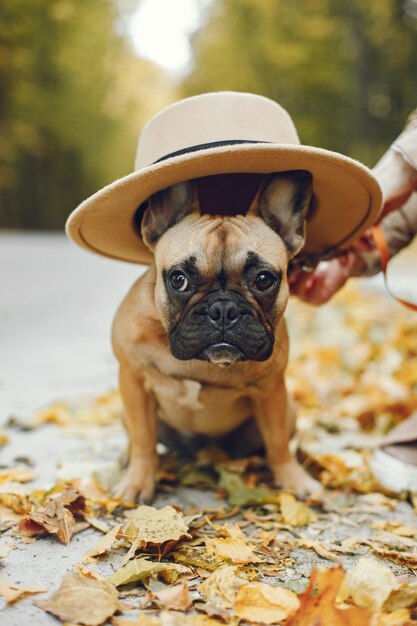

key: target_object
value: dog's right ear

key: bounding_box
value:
[141,181,198,250]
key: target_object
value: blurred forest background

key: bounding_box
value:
[1,0,417,230]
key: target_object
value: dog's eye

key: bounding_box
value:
[170,271,189,292]
[253,272,276,292]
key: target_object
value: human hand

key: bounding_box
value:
[289,252,363,305]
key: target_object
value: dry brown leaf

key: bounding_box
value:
[0,578,47,603]
[278,493,317,526]
[36,572,121,625]
[0,493,32,514]
[297,537,339,561]
[83,523,122,563]
[18,486,86,544]
[234,582,300,624]
[287,567,372,626]
[199,564,246,608]
[111,617,159,626]
[152,581,191,610]
[123,505,191,556]
[205,537,262,564]
[338,558,396,611]
[383,576,417,612]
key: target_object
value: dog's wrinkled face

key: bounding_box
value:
[141,172,312,366]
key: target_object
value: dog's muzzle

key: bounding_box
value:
[169,290,274,363]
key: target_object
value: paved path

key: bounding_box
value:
[0,233,143,421]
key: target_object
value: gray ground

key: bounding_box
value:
[0,233,416,625]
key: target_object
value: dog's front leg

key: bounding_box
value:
[113,366,158,503]
[253,378,320,498]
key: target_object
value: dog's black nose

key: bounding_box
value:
[208,300,239,327]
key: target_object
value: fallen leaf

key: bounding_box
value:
[383,576,417,611]
[287,567,372,625]
[109,557,190,587]
[36,572,120,625]
[0,468,35,483]
[123,505,191,557]
[235,582,300,624]
[278,493,317,526]
[18,485,87,544]
[297,537,339,561]
[83,523,122,563]
[378,608,412,626]
[199,564,246,608]
[152,581,191,610]
[338,558,396,611]
[217,468,278,507]
[205,537,262,564]
[0,579,47,603]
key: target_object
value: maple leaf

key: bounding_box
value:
[36,572,120,625]
[0,579,47,603]
[286,567,372,626]
[234,582,300,624]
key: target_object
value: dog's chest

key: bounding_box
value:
[141,367,253,435]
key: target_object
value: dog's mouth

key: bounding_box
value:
[198,343,247,367]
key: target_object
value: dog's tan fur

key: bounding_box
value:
[112,175,320,502]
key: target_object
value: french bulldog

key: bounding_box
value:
[112,171,320,502]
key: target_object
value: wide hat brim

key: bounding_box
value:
[66,142,382,265]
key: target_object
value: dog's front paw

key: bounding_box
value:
[272,459,321,498]
[113,460,157,503]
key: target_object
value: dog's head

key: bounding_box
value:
[141,172,312,366]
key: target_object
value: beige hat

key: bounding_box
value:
[66,91,382,265]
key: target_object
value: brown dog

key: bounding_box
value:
[112,171,320,502]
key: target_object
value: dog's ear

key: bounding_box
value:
[141,181,198,249]
[250,171,313,258]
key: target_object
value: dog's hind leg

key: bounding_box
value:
[113,366,158,503]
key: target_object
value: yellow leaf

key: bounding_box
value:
[123,505,191,551]
[152,581,191,611]
[0,468,35,483]
[199,564,246,608]
[205,537,262,564]
[82,523,121,563]
[108,557,189,587]
[36,572,120,625]
[338,557,396,611]
[234,582,300,624]
[278,493,317,526]
[0,579,47,603]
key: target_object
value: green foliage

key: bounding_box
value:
[183,0,417,165]
[0,0,176,229]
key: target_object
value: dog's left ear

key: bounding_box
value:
[141,181,199,250]
[250,171,313,258]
